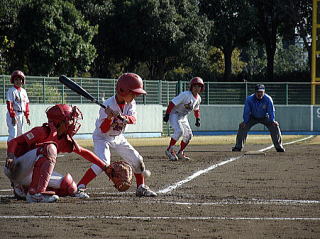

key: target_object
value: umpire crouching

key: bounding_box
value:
[232,84,285,152]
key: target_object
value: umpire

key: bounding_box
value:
[232,84,285,152]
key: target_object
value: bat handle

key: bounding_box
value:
[96,101,106,109]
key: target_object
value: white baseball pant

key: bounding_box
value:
[6,111,24,141]
[91,134,145,175]
[169,113,193,142]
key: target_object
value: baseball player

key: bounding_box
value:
[232,84,285,152]
[6,70,31,141]
[77,73,157,197]
[163,77,204,161]
[4,104,110,203]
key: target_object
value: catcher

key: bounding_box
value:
[77,73,157,197]
[3,104,123,203]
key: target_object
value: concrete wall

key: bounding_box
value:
[188,105,320,132]
[1,104,320,138]
[0,104,163,137]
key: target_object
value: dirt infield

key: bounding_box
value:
[0,135,319,239]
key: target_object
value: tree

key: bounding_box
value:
[0,0,24,73]
[274,38,308,73]
[199,0,253,81]
[249,0,304,80]
[294,0,312,70]
[11,0,97,76]
[73,0,114,77]
[0,36,14,74]
[241,39,267,79]
[106,0,210,81]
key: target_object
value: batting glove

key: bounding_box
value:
[195,118,200,127]
[163,114,170,122]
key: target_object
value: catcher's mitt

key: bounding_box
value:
[105,161,133,192]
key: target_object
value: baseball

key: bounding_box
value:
[142,169,151,177]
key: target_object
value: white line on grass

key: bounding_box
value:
[0,215,319,221]
[158,136,314,194]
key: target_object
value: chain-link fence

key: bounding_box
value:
[0,75,316,105]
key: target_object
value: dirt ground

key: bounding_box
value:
[0,135,320,239]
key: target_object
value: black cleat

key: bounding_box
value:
[232,147,242,152]
[276,148,285,152]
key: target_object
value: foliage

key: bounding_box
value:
[73,0,114,77]
[0,36,14,74]
[105,0,210,81]
[199,0,253,80]
[247,0,309,80]
[26,83,62,103]
[12,0,97,76]
[241,40,267,78]
[208,47,246,74]
[0,0,312,82]
[274,39,308,73]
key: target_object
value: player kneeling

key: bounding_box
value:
[4,104,111,203]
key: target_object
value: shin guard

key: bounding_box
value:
[29,144,57,194]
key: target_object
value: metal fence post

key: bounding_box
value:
[158,80,162,104]
[285,83,289,105]
[143,80,146,104]
[166,82,169,105]
[97,78,100,100]
[80,78,83,104]
[178,81,183,94]
[206,82,210,104]
[245,81,248,97]
[42,78,45,104]
[62,84,64,103]
[3,76,5,103]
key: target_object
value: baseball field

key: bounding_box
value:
[0,135,319,238]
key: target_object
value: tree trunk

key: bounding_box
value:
[265,41,275,81]
[223,46,233,81]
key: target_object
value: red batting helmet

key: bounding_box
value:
[10,70,25,84]
[116,73,147,97]
[189,77,204,92]
[46,104,83,136]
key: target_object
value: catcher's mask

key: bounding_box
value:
[189,77,204,92]
[46,104,83,136]
[116,73,147,97]
[10,70,25,84]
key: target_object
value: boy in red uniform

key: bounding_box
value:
[4,104,109,203]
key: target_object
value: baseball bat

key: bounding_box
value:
[59,75,106,109]
[59,75,125,121]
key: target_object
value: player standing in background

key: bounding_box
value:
[163,77,204,161]
[4,104,110,203]
[77,73,157,197]
[6,70,31,141]
[232,84,285,152]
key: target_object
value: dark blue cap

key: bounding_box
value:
[255,84,265,92]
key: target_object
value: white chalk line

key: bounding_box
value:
[82,198,320,206]
[158,136,314,194]
[0,215,319,221]
[1,191,319,206]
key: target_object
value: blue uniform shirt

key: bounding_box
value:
[243,93,275,123]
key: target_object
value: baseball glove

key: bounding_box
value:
[105,161,133,192]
